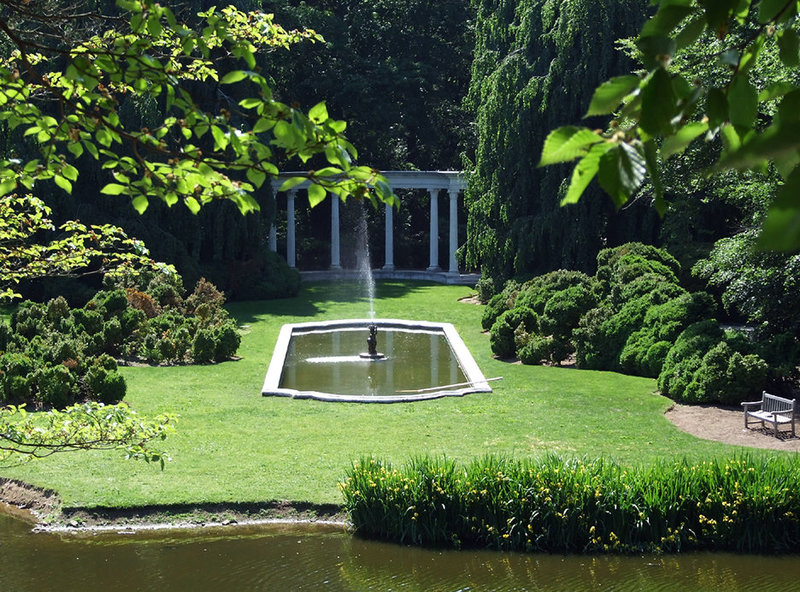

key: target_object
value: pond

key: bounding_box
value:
[1,512,798,591]
[263,320,492,402]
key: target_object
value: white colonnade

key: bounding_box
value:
[269,171,465,276]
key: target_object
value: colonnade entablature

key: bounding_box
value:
[269,171,466,276]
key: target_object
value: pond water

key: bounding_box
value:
[278,326,468,398]
[1,513,798,591]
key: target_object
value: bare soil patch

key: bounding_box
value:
[0,478,345,532]
[666,403,800,452]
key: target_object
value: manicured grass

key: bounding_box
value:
[0,281,773,509]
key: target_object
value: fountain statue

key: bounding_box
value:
[360,324,385,360]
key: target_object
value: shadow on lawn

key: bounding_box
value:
[228,280,437,326]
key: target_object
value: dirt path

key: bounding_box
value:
[666,403,800,452]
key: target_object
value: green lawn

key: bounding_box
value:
[1,281,766,509]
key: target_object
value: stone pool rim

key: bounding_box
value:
[262,319,492,403]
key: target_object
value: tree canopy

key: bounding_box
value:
[464,0,658,282]
[540,0,800,252]
[0,0,395,216]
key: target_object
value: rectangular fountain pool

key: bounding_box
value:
[262,319,492,402]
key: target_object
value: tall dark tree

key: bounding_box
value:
[464,0,658,283]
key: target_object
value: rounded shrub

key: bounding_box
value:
[85,365,127,404]
[518,335,551,365]
[46,296,70,324]
[657,320,724,401]
[214,324,241,361]
[92,289,129,319]
[475,276,496,303]
[192,328,216,363]
[680,342,768,405]
[490,306,538,359]
[71,308,105,336]
[540,284,597,339]
[35,364,77,408]
[0,352,35,402]
[515,270,597,315]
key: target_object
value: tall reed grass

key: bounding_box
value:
[340,454,800,553]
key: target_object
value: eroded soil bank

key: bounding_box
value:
[0,478,345,533]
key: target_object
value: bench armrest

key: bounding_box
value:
[741,401,762,409]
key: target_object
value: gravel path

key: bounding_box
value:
[666,403,800,452]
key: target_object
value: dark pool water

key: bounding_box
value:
[1,513,798,591]
[280,328,467,397]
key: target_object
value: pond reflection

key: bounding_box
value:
[0,513,797,591]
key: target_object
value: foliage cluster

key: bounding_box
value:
[464,0,659,283]
[540,0,800,253]
[485,242,790,403]
[0,401,175,467]
[0,274,239,408]
[342,455,800,554]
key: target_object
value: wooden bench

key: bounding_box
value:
[741,391,796,438]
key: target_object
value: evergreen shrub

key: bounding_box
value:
[490,306,538,359]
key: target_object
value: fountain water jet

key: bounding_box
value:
[261,199,491,402]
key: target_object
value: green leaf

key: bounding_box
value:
[777,90,800,124]
[54,175,72,194]
[61,164,79,182]
[539,126,602,166]
[278,176,307,192]
[716,121,800,171]
[246,167,267,188]
[211,125,228,151]
[239,98,262,109]
[641,4,695,38]
[307,183,326,207]
[308,102,329,124]
[0,178,17,196]
[643,140,666,216]
[707,88,729,127]
[758,81,795,102]
[636,35,676,69]
[67,142,84,159]
[185,196,201,214]
[661,120,709,159]
[585,75,640,117]
[778,29,800,67]
[703,0,740,33]
[131,195,149,214]
[560,142,615,205]
[758,0,790,23]
[757,166,800,250]
[727,75,758,130]
[639,68,676,136]
[220,70,248,84]
[597,143,647,209]
[100,183,127,195]
[675,14,707,49]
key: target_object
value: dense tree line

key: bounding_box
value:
[463,0,660,283]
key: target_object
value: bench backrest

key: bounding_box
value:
[763,392,796,413]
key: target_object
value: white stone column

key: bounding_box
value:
[383,202,395,270]
[330,197,341,269]
[286,190,296,268]
[269,223,277,252]
[427,188,440,271]
[448,187,458,276]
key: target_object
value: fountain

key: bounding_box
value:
[262,201,491,403]
[359,324,385,360]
